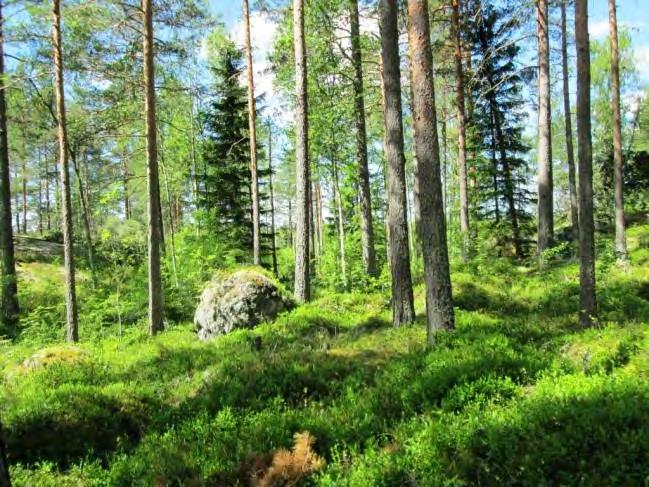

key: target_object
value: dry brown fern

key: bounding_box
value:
[253,432,325,487]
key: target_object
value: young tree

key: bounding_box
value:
[52,0,79,342]
[575,0,596,327]
[293,0,310,302]
[407,0,454,343]
[379,0,415,327]
[143,0,164,334]
[452,0,470,262]
[536,0,553,256]
[0,0,18,331]
[0,416,9,487]
[608,0,627,262]
[561,0,579,249]
[243,0,261,266]
[349,0,377,278]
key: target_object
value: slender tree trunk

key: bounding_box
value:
[349,0,377,278]
[287,198,293,249]
[379,0,415,327]
[71,150,95,284]
[45,151,51,232]
[0,0,18,330]
[537,0,553,256]
[293,0,310,302]
[407,0,455,344]
[0,416,9,487]
[267,122,278,276]
[159,146,179,289]
[20,159,26,234]
[575,0,597,327]
[561,0,579,250]
[122,155,131,220]
[452,0,470,262]
[12,167,18,235]
[332,153,349,291]
[315,178,323,257]
[53,0,78,342]
[143,0,164,334]
[608,0,627,262]
[243,0,261,266]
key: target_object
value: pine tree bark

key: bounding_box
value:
[143,0,164,334]
[561,0,579,250]
[379,0,415,327]
[349,0,377,278]
[407,0,455,343]
[452,0,470,263]
[267,122,278,276]
[0,0,17,330]
[536,0,553,256]
[53,0,79,342]
[293,0,310,302]
[243,0,261,266]
[608,0,627,262]
[0,416,9,487]
[575,0,597,327]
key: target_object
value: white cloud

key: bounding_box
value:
[589,19,647,39]
[230,11,278,100]
[634,44,649,85]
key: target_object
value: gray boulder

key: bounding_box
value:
[195,269,294,340]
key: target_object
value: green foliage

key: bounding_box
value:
[2,225,648,485]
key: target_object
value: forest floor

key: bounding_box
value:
[1,225,649,486]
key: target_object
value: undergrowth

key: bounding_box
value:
[1,225,648,485]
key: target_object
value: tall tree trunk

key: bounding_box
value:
[609,0,627,262]
[0,416,9,487]
[122,155,131,220]
[575,0,597,327]
[536,0,553,256]
[0,0,18,330]
[332,153,349,291]
[379,0,415,327]
[267,122,278,276]
[293,0,310,303]
[143,0,164,334]
[452,0,470,263]
[20,159,26,234]
[243,0,261,266]
[71,150,95,284]
[45,151,51,231]
[53,0,78,342]
[349,0,377,278]
[407,0,455,344]
[561,0,579,250]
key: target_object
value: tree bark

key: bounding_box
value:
[379,0,415,327]
[407,0,455,344]
[53,0,79,342]
[332,152,349,291]
[0,416,9,487]
[267,122,278,276]
[536,0,553,256]
[293,0,310,303]
[452,0,470,263]
[349,0,377,278]
[143,0,164,334]
[0,0,18,330]
[243,0,261,266]
[71,149,95,284]
[609,0,628,262]
[20,159,26,234]
[561,0,579,250]
[575,0,597,327]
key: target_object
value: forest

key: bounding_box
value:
[0,0,648,485]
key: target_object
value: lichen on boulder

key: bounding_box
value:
[194,268,294,340]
